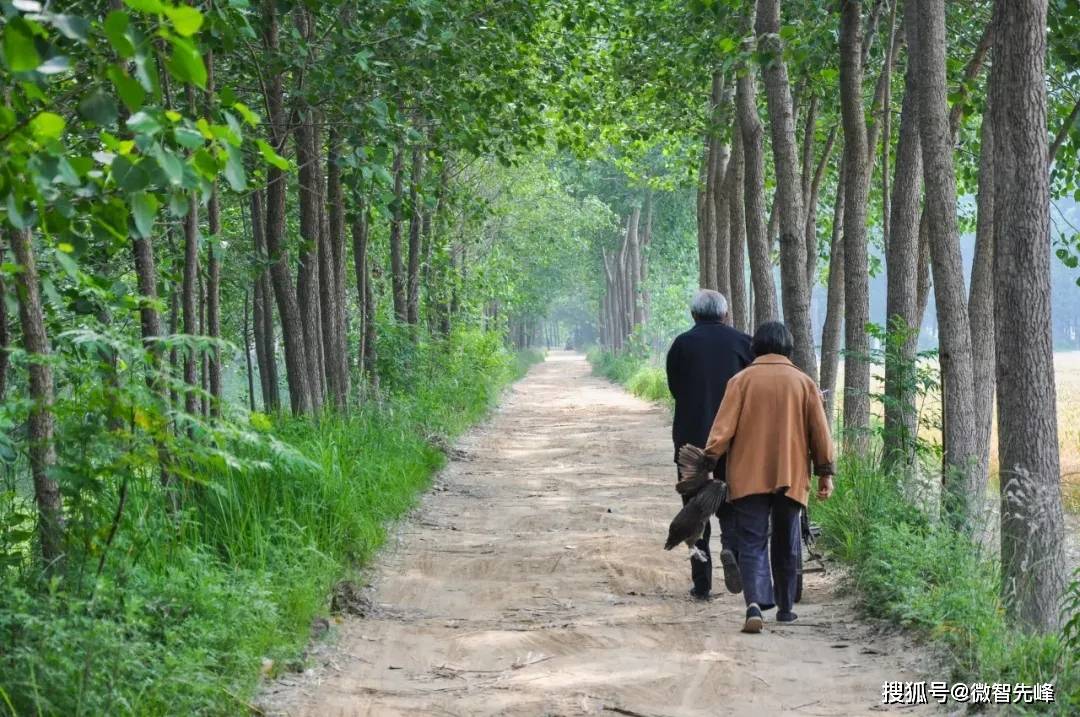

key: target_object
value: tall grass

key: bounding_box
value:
[812,459,1079,712]
[0,329,540,716]
[587,347,671,407]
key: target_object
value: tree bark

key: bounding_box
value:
[839,0,873,453]
[757,0,817,382]
[883,33,923,471]
[970,108,996,489]
[294,111,325,409]
[989,0,1066,632]
[914,0,980,517]
[181,139,200,420]
[389,146,407,322]
[261,0,313,415]
[629,206,643,328]
[736,5,779,327]
[324,129,350,410]
[820,157,846,425]
[407,141,425,325]
[206,53,222,417]
[249,189,279,412]
[352,197,370,378]
[728,132,749,332]
[8,227,64,566]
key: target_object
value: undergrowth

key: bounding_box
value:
[0,328,540,716]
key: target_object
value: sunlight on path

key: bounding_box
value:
[261,352,932,716]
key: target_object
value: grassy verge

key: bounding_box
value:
[588,348,1080,712]
[813,459,1079,712]
[586,347,672,408]
[0,330,541,716]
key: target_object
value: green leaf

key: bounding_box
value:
[108,66,146,111]
[3,19,40,73]
[166,36,207,88]
[111,155,151,192]
[104,12,136,59]
[151,145,184,186]
[126,110,162,136]
[50,14,90,43]
[30,112,65,142]
[174,125,204,150]
[256,139,290,170]
[130,192,159,238]
[223,143,246,191]
[123,0,165,13]
[78,91,119,126]
[164,6,204,37]
[233,101,260,126]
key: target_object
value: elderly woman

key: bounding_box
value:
[703,321,835,633]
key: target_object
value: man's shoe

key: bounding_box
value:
[719,549,742,593]
[776,610,798,623]
[742,603,764,633]
[688,587,711,601]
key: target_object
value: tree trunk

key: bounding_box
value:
[363,248,379,391]
[206,54,222,417]
[641,190,653,326]
[182,151,200,420]
[352,197,370,378]
[727,134,749,332]
[243,288,255,412]
[324,129,350,410]
[261,0,313,415]
[294,112,325,409]
[839,0,873,453]
[970,108,996,488]
[250,189,279,412]
[8,228,64,566]
[757,0,817,382]
[820,157,846,424]
[206,187,221,416]
[989,0,1066,632]
[407,141,425,325]
[883,34,923,471]
[914,0,980,517]
[736,5,779,327]
[696,148,709,289]
[389,145,407,322]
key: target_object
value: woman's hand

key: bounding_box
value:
[816,475,835,501]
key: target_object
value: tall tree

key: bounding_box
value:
[757,0,818,381]
[736,5,779,327]
[261,1,313,415]
[989,0,1067,632]
[883,15,924,471]
[839,0,872,452]
[8,228,64,566]
[913,0,980,517]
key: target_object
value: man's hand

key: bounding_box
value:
[816,475,835,501]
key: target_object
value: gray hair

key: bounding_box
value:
[690,289,729,321]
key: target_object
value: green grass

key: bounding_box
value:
[587,347,672,407]
[811,460,1080,713]
[0,329,541,716]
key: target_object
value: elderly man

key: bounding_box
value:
[665,289,752,600]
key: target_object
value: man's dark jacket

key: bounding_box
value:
[665,320,753,477]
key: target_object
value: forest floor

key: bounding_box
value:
[259,352,936,716]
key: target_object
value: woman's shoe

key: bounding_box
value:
[742,603,764,633]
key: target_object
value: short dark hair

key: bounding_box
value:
[751,321,794,358]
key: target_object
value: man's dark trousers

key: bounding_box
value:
[731,492,798,611]
[681,468,737,597]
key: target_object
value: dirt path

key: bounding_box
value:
[261,352,931,716]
